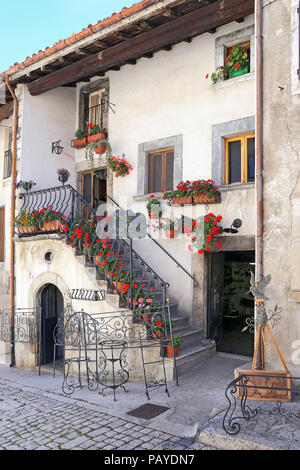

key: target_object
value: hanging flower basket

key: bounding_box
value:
[95,144,107,155]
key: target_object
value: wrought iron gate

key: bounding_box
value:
[0,308,41,372]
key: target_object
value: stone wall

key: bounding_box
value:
[262,0,300,375]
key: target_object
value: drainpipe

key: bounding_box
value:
[5,75,18,368]
[256,0,264,282]
[254,0,263,370]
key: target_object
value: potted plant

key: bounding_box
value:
[85,140,112,167]
[15,180,36,192]
[87,124,108,144]
[147,197,162,219]
[57,168,70,185]
[107,154,133,177]
[210,44,249,85]
[227,45,249,78]
[190,180,221,204]
[166,335,182,357]
[73,129,87,149]
[163,181,193,205]
[15,211,37,234]
[156,217,178,238]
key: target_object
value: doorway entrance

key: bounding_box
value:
[82,169,107,210]
[40,284,64,365]
[208,251,255,357]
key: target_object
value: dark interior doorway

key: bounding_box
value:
[40,284,64,365]
[208,251,255,357]
[82,169,107,209]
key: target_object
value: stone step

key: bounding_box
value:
[171,313,190,331]
[165,340,216,379]
[175,327,204,350]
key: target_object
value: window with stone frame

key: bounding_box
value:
[214,25,255,85]
[225,134,255,185]
[147,148,174,194]
[78,78,109,134]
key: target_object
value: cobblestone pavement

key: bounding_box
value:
[0,380,215,451]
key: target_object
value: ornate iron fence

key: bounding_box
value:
[0,308,41,372]
[53,305,176,400]
[223,373,300,435]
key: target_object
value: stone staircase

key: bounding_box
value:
[73,248,216,379]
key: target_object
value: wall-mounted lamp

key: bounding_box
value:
[223,218,243,234]
[52,140,64,155]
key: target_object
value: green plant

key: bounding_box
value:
[75,129,85,140]
[85,140,112,167]
[147,197,161,214]
[156,217,178,231]
[107,154,133,177]
[210,44,249,84]
[167,335,182,347]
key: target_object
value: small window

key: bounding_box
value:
[88,90,105,128]
[147,148,174,194]
[3,129,12,179]
[225,134,255,185]
[225,41,250,80]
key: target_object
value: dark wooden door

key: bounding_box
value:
[82,171,107,209]
[41,284,64,365]
[0,207,4,262]
[208,252,225,343]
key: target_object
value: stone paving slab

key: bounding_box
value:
[0,379,213,451]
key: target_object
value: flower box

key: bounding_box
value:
[18,226,36,234]
[229,66,249,79]
[171,195,193,206]
[41,221,60,232]
[73,137,87,149]
[193,192,221,204]
[87,132,106,144]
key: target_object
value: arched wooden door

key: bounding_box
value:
[40,284,64,365]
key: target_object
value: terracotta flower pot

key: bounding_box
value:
[153,329,164,339]
[113,282,130,295]
[141,313,152,324]
[166,345,179,357]
[95,144,107,155]
[73,137,87,149]
[87,133,104,144]
[165,229,175,239]
[148,212,160,220]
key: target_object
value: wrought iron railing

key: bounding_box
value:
[223,373,300,435]
[15,185,170,321]
[106,194,198,286]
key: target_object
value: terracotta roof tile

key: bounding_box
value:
[2,0,160,77]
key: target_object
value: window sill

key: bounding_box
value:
[219,182,255,192]
[213,72,255,89]
[134,193,164,202]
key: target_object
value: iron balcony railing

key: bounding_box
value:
[3,149,12,179]
[15,184,169,319]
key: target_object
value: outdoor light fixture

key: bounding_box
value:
[223,218,243,234]
[52,140,64,155]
